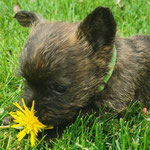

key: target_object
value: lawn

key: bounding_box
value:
[0,0,150,149]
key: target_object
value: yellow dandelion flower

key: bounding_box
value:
[9,98,53,147]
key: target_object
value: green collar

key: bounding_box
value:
[98,46,117,92]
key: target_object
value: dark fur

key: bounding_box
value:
[14,7,150,132]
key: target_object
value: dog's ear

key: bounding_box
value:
[77,6,116,49]
[14,11,42,27]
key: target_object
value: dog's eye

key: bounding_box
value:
[53,85,67,95]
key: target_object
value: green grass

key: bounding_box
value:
[1,0,150,149]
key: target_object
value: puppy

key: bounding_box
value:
[13,7,150,130]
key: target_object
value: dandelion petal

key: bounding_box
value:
[31,132,36,147]
[31,100,35,113]
[17,129,27,141]
[13,102,24,112]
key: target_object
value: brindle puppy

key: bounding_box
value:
[6,6,150,136]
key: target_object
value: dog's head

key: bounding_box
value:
[15,7,116,126]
